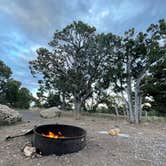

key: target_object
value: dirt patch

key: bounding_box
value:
[0,111,166,166]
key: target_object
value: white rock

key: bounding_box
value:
[40,107,62,119]
[0,104,22,125]
[23,145,36,157]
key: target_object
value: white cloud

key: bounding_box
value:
[0,0,165,94]
[110,1,146,22]
[101,10,110,18]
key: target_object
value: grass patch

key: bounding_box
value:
[142,116,166,122]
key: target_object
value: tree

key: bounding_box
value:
[142,59,166,116]
[44,92,62,108]
[3,79,32,109]
[4,79,21,107]
[16,87,33,109]
[30,21,116,118]
[0,60,12,103]
[0,59,32,108]
[0,60,12,80]
[104,95,127,117]
[114,19,166,123]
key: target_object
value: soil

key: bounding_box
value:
[0,110,166,166]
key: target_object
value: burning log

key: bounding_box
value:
[42,131,65,139]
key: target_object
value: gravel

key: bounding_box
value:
[0,111,166,166]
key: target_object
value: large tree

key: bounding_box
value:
[15,87,33,109]
[29,21,116,118]
[4,79,21,107]
[0,60,12,103]
[0,59,32,108]
[3,79,33,109]
[113,19,166,123]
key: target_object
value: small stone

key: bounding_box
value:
[23,145,36,157]
[36,154,42,158]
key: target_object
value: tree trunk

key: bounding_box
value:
[134,77,143,124]
[114,105,119,117]
[120,92,129,117]
[145,111,148,120]
[61,92,65,110]
[74,97,82,119]
[138,95,142,122]
[82,100,87,112]
[127,78,134,123]
[134,83,140,124]
[126,57,134,123]
[122,108,127,116]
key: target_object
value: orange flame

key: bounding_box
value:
[42,131,64,139]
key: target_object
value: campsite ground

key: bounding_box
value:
[0,110,166,166]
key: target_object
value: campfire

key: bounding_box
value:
[32,124,86,155]
[42,131,65,139]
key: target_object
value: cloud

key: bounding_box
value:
[0,0,91,42]
[0,0,165,95]
[1,0,165,37]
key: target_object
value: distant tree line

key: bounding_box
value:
[0,60,33,109]
[29,19,166,123]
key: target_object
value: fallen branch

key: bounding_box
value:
[5,129,33,141]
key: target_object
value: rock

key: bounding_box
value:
[23,145,36,157]
[40,107,62,119]
[0,104,22,125]
[108,128,120,136]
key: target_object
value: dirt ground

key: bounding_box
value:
[0,110,166,166]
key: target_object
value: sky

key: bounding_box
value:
[0,0,165,95]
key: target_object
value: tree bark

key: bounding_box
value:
[74,97,82,119]
[61,92,65,110]
[138,95,142,122]
[145,111,148,120]
[134,81,140,124]
[134,74,144,124]
[126,76,134,123]
[120,92,129,117]
[114,104,119,117]
[127,90,134,123]
[122,108,127,116]
[126,56,134,123]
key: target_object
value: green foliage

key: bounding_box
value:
[30,21,116,112]
[15,88,33,109]
[0,60,12,103]
[142,60,166,116]
[3,79,32,109]
[29,19,166,121]
[112,19,166,91]
[4,79,21,106]
[0,60,12,80]
[109,19,166,123]
[0,60,32,109]
[44,92,62,108]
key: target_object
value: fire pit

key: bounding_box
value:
[32,124,86,155]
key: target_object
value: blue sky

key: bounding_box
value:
[0,0,165,95]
